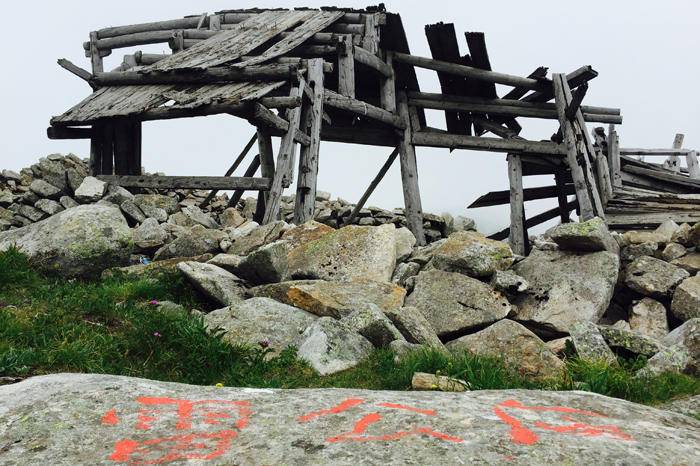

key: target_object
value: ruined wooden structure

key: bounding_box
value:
[48,6,699,251]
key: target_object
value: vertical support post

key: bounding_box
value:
[99,123,114,176]
[362,14,379,55]
[209,14,222,31]
[686,150,700,179]
[254,129,275,223]
[554,172,571,223]
[89,31,103,74]
[507,153,526,256]
[113,119,132,176]
[552,73,595,221]
[131,121,142,175]
[608,124,622,188]
[89,123,104,176]
[664,134,684,172]
[380,52,396,112]
[397,92,426,246]
[262,79,307,224]
[294,59,325,224]
[336,35,355,98]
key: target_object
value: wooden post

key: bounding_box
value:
[686,150,700,179]
[362,13,379,55]
[336,35,355,98]
[552,73,595,221]
[294,59,325,224]
[554,172,571,223]
[397,92,426,246]
[608,125,622,188]
[342,147,400,226]
[99,124,115,176]
[262,79,307,224]
[663,134,684,172]
[254,129,275,223]
[380,52,396,112]
[89,31,104,74]
[113,119,132,175]
[89,123,104,176]
[507,153,527,256]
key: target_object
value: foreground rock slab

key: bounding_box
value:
[1,374,698,465]
[0,204,132,277]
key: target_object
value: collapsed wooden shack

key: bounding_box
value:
[48,5,700,252]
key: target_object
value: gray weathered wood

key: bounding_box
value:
[47,126,93,140]
[323,90,405,129]
[663,134,684,172]
[89,31,104,74]
[254,130,276,222]
[294,59,325,224]
[686,151,700,179]
[490,200,578,241]
[620,148,692,157]
[342,147,400,226]
[554,172,572,223]
[623,165,700,189]
[57,59,93,84]
[507,153,526,255]
[397,92,426,246]
[228,156,263,208]
[552,73,595,220]
[98,175,270,190]
[380,52,397,113]
[361,13,379,54]
[469,184,576,208]
[412,131,566,155]
[92,65,297,86]
[336,35,356,98]
[353,45,393,77]
[608,126,622,188]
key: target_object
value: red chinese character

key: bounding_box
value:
[102,397,251,465]
[298,398,463,444]
[493,399,633,445]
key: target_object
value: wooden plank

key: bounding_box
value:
[469,184,576,208]
[507,153,527,255]
[393,52,549,91]
[97,17,204,39]
[623,165,700,189]
[380,52,396,113]
[89,123,104,176]
[552,73,595,220]
[263,79,307,223]
[113,119,133,175]
[200,133,258,207]
[608,125,622,188]
[663,133,684,172]
[336,35,356,98]
[686,151,700,179]
[554,172,572,223]
[47,126,93,140]
[397,92,426,246]
[342,147,400,226]
[98,175,270,190]
[522,66,598,104]
[362,13,379,54]
[234,11,343,68]
[490,200,578,241]
[323,89,405,129]
[620,148,692,157]
[254,129,276,223]
[294,59,325,224]
[57,59,93,84]
[412,131,566,155]
[92,65,297,86]
[502,67,549,100]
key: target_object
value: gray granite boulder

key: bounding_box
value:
[658,318,700,376]
[598,326,662,357]
[625,256,689,298]
[34,199,64,216]
[671,276,700,322]
[29,179,62,199]
[385,306,446,350]
[672,253,700,274]
[133,218,169,251]
[512,249,619,336]
[629,298,669,340]
[0,204,132,277]
[134,194,178,215]
[177,262,246,307]
[342,304,404,348]
[548,217,619,254]
[181,206,220,229]
[427,230,514,278]
[569,321,617,365]
[405,269,511,338]
[203,298,317,356]
[120,200,146,224]
[154,225,224,261]
[1,373,699,465]
[228,221,287,256]
[296,317,373,375]
[490,270,529,295]
[73,176,107,203]
[446,320,565,379]
[234,240,289,284]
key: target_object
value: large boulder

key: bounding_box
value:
[228,221,287,256]
[280,220,334,248]
[3,374,699,465]
[405,269,511,338]
[598,326,661,358]
[177,262,246,307]
[29,179,62,199]
[250,279,406,318]
[548,217,619,254]
[73,176,106,203]
[427,231,514,278]
[625,256,689,298]
[671,276,700,322]
[0,204,132,277]
[569,321,617,365]
[296,317,373,375]
[133,218,169,251]
[154,225,225,261]
[658,318,700,376]
[385,306,446,350]
[512,249,619,335]
[203,298,317,356]
[628,298,669,340]
[446,320,565,379]
[286,224,397,282]
[342,304,404,348]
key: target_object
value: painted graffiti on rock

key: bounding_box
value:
[298,398,465,443]
[492,399,633,445]
[102,397,251,465]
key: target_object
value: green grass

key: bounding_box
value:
[1,248,698,409]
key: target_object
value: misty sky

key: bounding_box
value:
[2,0,698,234]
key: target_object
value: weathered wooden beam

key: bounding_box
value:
[397,92,426,246]
[96,18,204,39]
[255,129,276,223]
[200,133,258,208]
[228,155,263,208]
[47,126,93,140]
[412,131,567,155]
[686,151,700,179]
[502,67,549,100]
[490,200,578,241]
[554,172,572,223]
[469,184,576,208]
[380,52,397,113]
[294,59,325,224]
[353,45,393,77]
[320,126,397,147]
[57,59,93,84]
[323,90,405,129]
[553,73,595,220]
[91,65,297,86]
[336,35,356,98]
[507,153,527,255]
[608,125,622,188]
[565,82,588,120]
[342,147,400,226]
[393,52,550,91]
[89,31,104,74]
[522,66,598,103]
[620,148,693,157]
[663,134,684,172]
[623,165,700,189]
[97,175,270,190]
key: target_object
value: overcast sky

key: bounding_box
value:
[2,0,698,234]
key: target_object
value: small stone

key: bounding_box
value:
[1,169,21,181]
[625,256,689,298]
[139,204,168,223]
[59,196,80,210]
[342,304,404,348]
[177,262,246,307]
[391,262,421,288]
[598,326,662,357]
[0,191,14,207]
[427,231,514,278]
[235,240,290,284]
[21,191,40,205]
[18,205,47,222]
[102,185,134,205]
[133,218,169,251]
[671,276,700,322]
[671,223,693,246]
[182,206,220,229]
[120,200,147,224]
[154,225,225,261]
[315,190,331,202]
[621,242,658,263]
[385,306,446,351]
[659,318,700,375]
[548,217,619,254]
[34,199,64,216]
[546,337,572,357]
[659,243,688,262]
[569,321,618,365]
[134,194,179,215]
[296,317,373,375]
[629,298,669,340]
[29,179,62,199]
[65,169,85,193]
[671,253,700,274]
[229,221,287,256]
[73,176,107,203]
[411,372,468,392]
[623,230,670,245]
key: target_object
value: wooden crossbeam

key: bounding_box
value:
[412,131,566,155]
[469,184,576,208]
[323,90,405,129]
[490,200,578,241]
